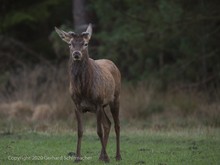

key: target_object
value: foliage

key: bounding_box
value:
[0,0,220,89]
[1,0,68,32]
[92,0,220,88]
[0,0,72,70]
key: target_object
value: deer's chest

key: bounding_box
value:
[69,84,97,113]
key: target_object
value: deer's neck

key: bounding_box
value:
[69,54,93,96]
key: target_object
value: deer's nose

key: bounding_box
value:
[72,51,82,60]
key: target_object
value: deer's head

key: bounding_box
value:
[55,24,92,61]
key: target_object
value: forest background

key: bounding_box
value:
[0,0,220,131]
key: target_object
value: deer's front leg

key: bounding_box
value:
[75,109,83,162]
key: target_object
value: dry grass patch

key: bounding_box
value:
[0,65,220,132]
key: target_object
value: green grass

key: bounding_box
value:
[0,129,220,165]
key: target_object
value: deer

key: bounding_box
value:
[55,24,121,163]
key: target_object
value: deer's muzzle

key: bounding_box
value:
[72,51,82,61]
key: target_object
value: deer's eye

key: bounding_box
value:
[84,43,88,47]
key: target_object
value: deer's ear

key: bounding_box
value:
[55,27,72,43]
[82,24,92,41]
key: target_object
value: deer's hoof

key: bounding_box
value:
[99,155,110,163]
[116,155,122,161]
[74,157,82,163]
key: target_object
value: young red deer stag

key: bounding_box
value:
[55,24,121,163]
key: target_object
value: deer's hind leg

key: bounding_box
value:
[99,109,111,160]
[96,106,110,162]
[110,98,122,161]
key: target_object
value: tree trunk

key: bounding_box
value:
[73,0,87,32]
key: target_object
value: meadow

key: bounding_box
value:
[0,128,220,165]
[0,65,220,165]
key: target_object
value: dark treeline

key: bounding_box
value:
[0,0,220,90]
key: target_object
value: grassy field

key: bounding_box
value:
[0,128,220,165]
